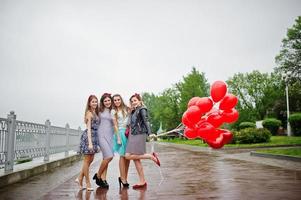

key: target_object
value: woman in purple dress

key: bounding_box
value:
[93,93,114,188]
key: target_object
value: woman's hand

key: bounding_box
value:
[117,136,122,144]
[149,134,157,139]
[88,143,93,150]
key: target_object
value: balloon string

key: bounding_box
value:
[158,166,164,186]
[151,139,154,152]
[151,140,165,187]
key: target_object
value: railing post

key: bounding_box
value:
[5,111,16,171]
[77,127,81,153]
[44,120,51,162]
[78,126,81,135]
[65,123,70,157]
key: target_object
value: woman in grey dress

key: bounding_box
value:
[125,93,160,189]
[93,93,114,188]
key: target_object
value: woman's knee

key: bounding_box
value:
[89,155,94,163]
[125,154,131,160]
[104,157,113,162]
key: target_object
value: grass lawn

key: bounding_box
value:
[159,136,301,148]
[255,148,301,158]
[160,138,208,147]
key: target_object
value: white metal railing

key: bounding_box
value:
[0,111,82,171]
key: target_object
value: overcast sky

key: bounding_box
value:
[0,0,300,129]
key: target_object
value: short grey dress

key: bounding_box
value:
[125,109,147,155]
[98,108,114,159]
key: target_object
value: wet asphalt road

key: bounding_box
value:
[0,142,300,200]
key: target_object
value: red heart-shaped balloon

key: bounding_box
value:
[182,112,194,128]
[216,129,233,144]
[206,111,224,128]
[195,118,207,128]
[184,105,203,124]
[196,97,213,114]
[219,94,238,110]
[221,109,239,123]
[210,81,227,102]
[187,97,201,108]
[206,133,224,149]
[184,127,198,139]
[196,122,215,139]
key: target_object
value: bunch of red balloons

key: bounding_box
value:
[182,81,239,149]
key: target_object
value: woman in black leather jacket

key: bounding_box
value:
[125,93,160,189]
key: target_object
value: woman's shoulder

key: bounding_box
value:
[111,109,116,115]
[85,111,94,120]
[138,106,148,112]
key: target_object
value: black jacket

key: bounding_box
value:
[129,106,152,135]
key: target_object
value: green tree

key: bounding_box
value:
[176,67,210,115]
[288,81,301,112]
[143,67,210,131]
[143,87,181,132]
[276,16,301,81]
[155,87,181,131]
[142,92,160,133]
[227,71,284,125]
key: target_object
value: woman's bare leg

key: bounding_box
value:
[125,153,156,162]
[133,159,145,185]
[83,154,94,188]
[124,158,130,182]
[97,157,113,179]
[119,156,126,182]
[101,165,108,180]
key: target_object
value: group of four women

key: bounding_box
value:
[77,93,160,191]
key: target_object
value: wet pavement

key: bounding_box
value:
[0,142,300,200]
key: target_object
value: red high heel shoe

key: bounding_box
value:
[132,182,147,189]
[152,152,160,167]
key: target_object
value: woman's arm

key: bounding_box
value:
[86,112,93,149]
[111,110,121,144]
[112,116,119,135]
[140,108,152,135]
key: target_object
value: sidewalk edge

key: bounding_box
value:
[250,151,301,162]
[0,154,82,188]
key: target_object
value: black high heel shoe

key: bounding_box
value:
[103,180,109,188]
[118,177,129,188]
[93,173,109,188]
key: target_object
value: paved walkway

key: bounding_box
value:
[0,142,300,200]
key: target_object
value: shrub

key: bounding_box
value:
[232,128,271,144]
[230,131,239,144]
[16,156,33,164]
[239,122,256,130]
[262,118,282,135]
[289,113,301,136]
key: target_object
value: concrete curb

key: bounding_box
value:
[223,144,301,150]
[159,141,301,150]
[250,151,301,162]
[0,154,82,188]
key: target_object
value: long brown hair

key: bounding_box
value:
[112,94,128,119]
[84,95,99,123]
[99,93,112,113]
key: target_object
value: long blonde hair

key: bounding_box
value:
[112,94,128,120]
[84,95,99,123]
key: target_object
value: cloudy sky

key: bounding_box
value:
[0,0,300,129]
